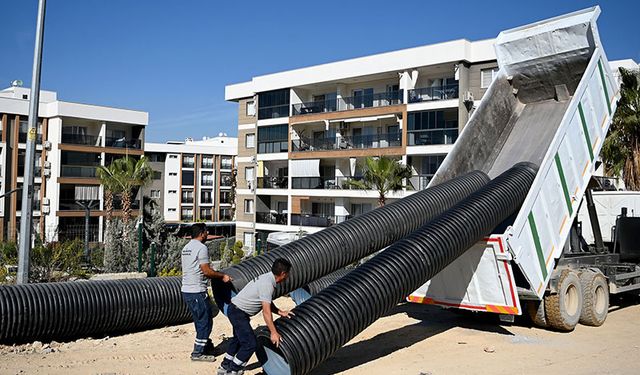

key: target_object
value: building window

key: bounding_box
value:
[169,154,178,159]
[182,154,195,168]
[258,89,289,119]
[200,207,213,221]
[221,156,233,169]
[220,207,232,221]
[407,109,459,146]
[481,67,499,88]
[150,190,161,198]
[169,172,178,177]
[201,172,214,186]
[220,172,233,187]
[246,100,256,116]
[246,133,255,148]
[181,207,194,221]
[147,153,165,162]
[245,167,254,184]
[168,208,176,212]
[243,232,253,248]
[244,199,254,214]
[181,189,194,204]
[169,190,177,194]
[202,155,214,169]
[201,190,213,204]
[257,124,288,153]
[220,191,231,204]
[182,170,195,186]
[152,171,162,180]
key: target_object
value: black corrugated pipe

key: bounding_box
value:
[213,171,489,309]
[290,269,352,305]
[0,276,194,344]
[255,162,538,375]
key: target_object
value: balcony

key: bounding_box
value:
[106,137,142,149]
[408,84,459,103]
[182,160,195,168]
[61,133,101,146]
[257,176,288,189]
[291,176,364,189]
[407,128,458,146]
[202,161,215,169]
[291,132,401,152]
[292,90,402,116]
[61,165,98,178]
[256,212,288,225]
[182,196,194,204]
[258,140,288,154]
[221,160,233,170]
[408,174,432,191]
[290,213,351,227]
[201,178,214,187]
[258,104,290,120]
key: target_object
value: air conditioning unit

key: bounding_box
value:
[43,141,52,150]
[43,169,51,177]
[463,91,474,103]
[44,161,51,168]
[42,198,50,205]
[42,206,50,214]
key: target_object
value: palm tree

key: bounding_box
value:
[96,162,123,226]
[343,156,412,206]
[113,156,153,224]
[602,67,640,190]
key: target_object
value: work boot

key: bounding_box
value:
[216,365,229,375]
[190,353,216,362]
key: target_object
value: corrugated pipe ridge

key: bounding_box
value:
[0,276,192,343]
[256,162,538,375]
[303,269,352,296]
[216,171,490,301]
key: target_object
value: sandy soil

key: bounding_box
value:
[1,295,639,375]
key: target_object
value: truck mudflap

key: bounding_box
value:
[408,236,521,315]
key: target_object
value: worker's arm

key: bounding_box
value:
[199,263,232,282]
[271,301,293,318]
[262,301,282,347]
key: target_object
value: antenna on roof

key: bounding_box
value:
[10,80,23,87]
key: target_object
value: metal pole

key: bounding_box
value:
[150,242,156,277]
[137,219,143,273]
[17,0,47,284]
[84,203,91,261]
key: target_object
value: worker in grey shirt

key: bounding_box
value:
[217,258,292,375]
[181,223,232,362]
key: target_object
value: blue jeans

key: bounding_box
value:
[223,304,256,371]
[182,292,214,356]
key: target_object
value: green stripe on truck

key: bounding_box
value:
[554,153,573,215]
[578,103,595,161]
[597,59,612,115]
[528,212,548,279]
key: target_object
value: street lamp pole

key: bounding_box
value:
[17,0,47,284]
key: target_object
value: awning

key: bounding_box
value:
[290,159,320,177]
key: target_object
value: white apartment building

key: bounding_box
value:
[145,136,237,224]
[225,36,638,251]
[0,85,147,242]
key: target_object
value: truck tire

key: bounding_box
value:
[579,270,609,326]
[526,300,548,328]
[545,270,583,331]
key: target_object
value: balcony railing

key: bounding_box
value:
[182,160,195,168]
[201,195,214,204]
[201,178,214,187]
[291,132,401,152]
[256,212,288,225]
[291,176,365,189]
[221,160,233,169]
[408,84,459,103]
[181,215,194,222]
[258,104,290,120]
[202,162,215,169]
[61,133,101,146]
[106,137,142,149]
[182,196,194,204]
[257,176,288,189]
[61,165,98,178]
[219,195,232,204]
[408,128,458,146]
[291,91,402,116]
[290,213,351,227]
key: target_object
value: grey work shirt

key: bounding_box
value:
[231,272,276,316]
[181,239,209,293]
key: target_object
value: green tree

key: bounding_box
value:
[602,68,640,190]
[231,241,245,265]
[96,161,123,240]
[343,156,412,206]
[113,156,153,224]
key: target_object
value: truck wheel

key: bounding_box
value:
[545,270,583,331]
[526,300,547,328]
[579,270,609,326]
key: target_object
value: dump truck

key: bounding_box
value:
[408,6,640,331]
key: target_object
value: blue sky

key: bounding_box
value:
[1,0,638,142]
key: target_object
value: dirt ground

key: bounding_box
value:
[1,295,639,375]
